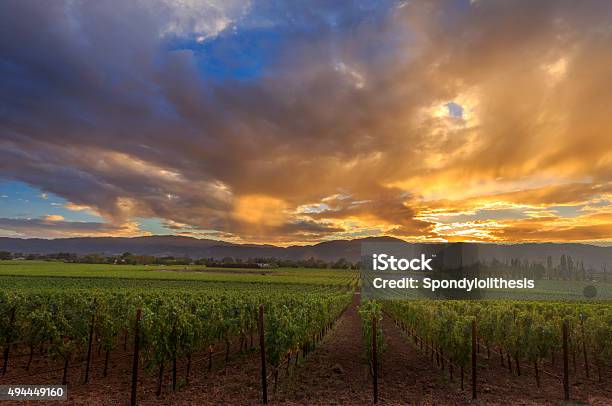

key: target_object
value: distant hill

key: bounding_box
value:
[0,235,610,269]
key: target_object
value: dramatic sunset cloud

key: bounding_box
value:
[0,0,610,244]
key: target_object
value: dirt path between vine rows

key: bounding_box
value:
[275,294,466,405]
[273,293,371,404]
[375,316,466,405]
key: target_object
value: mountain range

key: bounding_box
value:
[0,236,610,270]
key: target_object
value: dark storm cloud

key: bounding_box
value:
[1,0,611,243]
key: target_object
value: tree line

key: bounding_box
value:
[0,251,359,270]
[460,255,607,282]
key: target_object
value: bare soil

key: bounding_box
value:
[273,294,373,405]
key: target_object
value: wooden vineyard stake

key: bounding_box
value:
[172,354,177,391]
[596,358,601,382]
[515,353,520,376]
[26,345,34,370]
[103,349,110,377]
[507,353,512,374]
[580,318,589,378]
[2,307,15,375]
[156,362,164,397]
[562,320,570,401]
[208,346,213,372]
[258,304,268,404]
[172,322,177,392]
[225,338,230,364]
[62,355,70,385]
[131,308,142,406]
[372,314,378,404]
[430,341,434,363]
[186,353,192,385]
[471,319,477,400]
[85,301,96,383]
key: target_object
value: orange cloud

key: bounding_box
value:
[1,1,611,244]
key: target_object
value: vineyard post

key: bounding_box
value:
[172,354,177,391]
[258,304,268,404]
[562,320,569,401]
[84,299,96,383]
[471,319,477,400]
[208,346,213,371]
[156,362,164,397]
[131,308,142,406]
[26,344,34,371]
[372,314,378,404]
[186,353,192,385]
[103,349,110,377]
[507,353,512,373]
[2,306,15,375]
[172,322,177,392]
[572,344,576,374]
[515,353,520,376]
[62,356,70,385]
[225,337,230,364]
[580,318,589,378]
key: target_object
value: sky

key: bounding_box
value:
[0,0,611,245]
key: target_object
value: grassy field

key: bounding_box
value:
[0,260,357,288]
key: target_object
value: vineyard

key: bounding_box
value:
[0,261,357,404]
[384,300,611,386]
[358,299,611,403]
[0,261,610,404]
